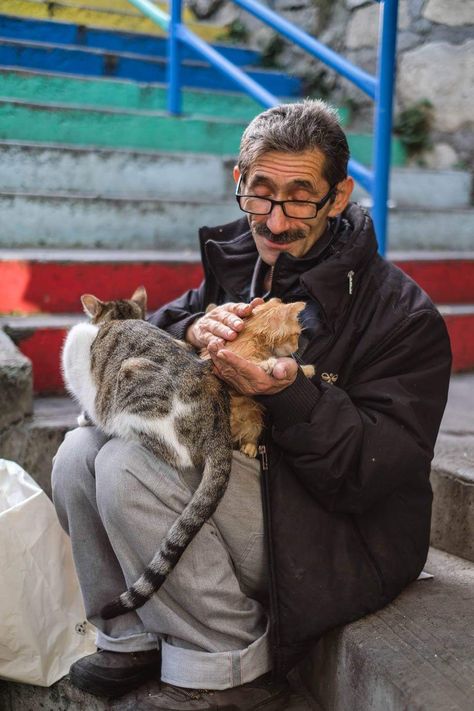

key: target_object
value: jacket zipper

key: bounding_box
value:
[258,443,281,666]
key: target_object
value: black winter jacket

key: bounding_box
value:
[149,203,452,675]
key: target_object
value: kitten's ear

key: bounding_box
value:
[131,285,147,314]
[81,294,103,319]
[291,301,306,317]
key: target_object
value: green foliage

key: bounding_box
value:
[219,19,249,45]
[260,34,286,69]
[394,100,434,158]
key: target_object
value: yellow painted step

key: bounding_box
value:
[31,0,197,23]
[1,0,228,41]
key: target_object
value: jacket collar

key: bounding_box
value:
[200,204,378,323]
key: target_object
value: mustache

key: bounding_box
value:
[252,222,307,244]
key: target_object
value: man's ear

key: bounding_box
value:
[328,176,354,217]
[233,165,241,185]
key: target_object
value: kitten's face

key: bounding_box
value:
[250,298,306,354]
[81,286,147,324]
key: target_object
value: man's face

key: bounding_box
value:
[234,149,353,266]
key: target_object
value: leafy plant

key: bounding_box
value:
[394,100,434,158]
[219,19,249,45]
[260,34,286,69]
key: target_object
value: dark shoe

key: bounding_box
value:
[69,648,161,698]
[141,672,290,710]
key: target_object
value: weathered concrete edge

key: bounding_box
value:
[299,548,474,711]
[0,329,32,429]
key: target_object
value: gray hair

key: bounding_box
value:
[238,99,350,188]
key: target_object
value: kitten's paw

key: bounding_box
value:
[77,412,92,427]
[258,357,278,375]
[301,364,316,378]
[241,443,258,458]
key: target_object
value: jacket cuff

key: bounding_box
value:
[148,312,204,342]
[255,367,322,429]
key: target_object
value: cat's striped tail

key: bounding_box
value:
[100,445,232,619]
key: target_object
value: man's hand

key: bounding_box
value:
[208,345,298,396]
[186,299,264,350]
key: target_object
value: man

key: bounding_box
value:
[52,100,451,709]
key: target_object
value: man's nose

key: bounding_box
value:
[265,204,292,234]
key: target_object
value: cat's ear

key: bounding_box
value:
[290,301,306,317]
[131,285,147,314]
[81,294,103,319]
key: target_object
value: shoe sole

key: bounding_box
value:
[69,666,160,698]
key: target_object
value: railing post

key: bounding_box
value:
[168,0,182,115]
[372,0,398,256]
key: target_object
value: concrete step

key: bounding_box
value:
[0,395,77,498]
[388,252,474,304]
[431,373,474,563]
[0,67,277,120]
[353,167,472,210]
[0,37,302,95]
[0,190,242,249]
[0,98,405,164]
[0,658,313,711]
[386,207,474,252]
[1,249,474,315]
[0,249,204,314]
[0,329,32,428]
[300,547,474,711]
[1,139,465,209]
[1,305,473,395]
[0,0,227,42]
[1,188,472,251]
[0,14,261,66]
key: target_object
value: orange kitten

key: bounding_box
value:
[204,298,315,457]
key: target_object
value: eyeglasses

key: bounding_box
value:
[235,176,336,220]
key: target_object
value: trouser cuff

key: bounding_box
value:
[160,623,271,690]
[95,629,159,653]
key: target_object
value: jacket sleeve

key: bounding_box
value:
[147,281,207,341]
[257,309,452,514]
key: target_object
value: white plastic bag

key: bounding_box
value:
[0,459,95,686]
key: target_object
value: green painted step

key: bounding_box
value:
[0,69,272,122]
[0,98,405,165]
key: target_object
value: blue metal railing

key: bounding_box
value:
[125,0,399,254]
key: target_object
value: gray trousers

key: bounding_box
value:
[51,426,270,689]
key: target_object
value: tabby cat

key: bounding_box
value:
[61,287,312,619]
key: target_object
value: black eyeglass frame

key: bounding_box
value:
[235,175,337,219]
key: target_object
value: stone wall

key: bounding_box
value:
[190,0,474,173]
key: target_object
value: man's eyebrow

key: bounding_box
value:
[247,175,317,192]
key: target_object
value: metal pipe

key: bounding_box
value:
[124,0,169,31]
[177,24,279,108]
[168,0,182,114]
[372,0,399,254]
[231,0,377,98]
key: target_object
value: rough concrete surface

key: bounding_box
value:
[0,330,32,429]
[0,396,78,498]
[302,548,474,711]
[0,674,315,710]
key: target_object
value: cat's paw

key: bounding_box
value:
[258,357,278,375]
[77,412,92,427]
[301,364,315,378]
[241,443,258,458]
